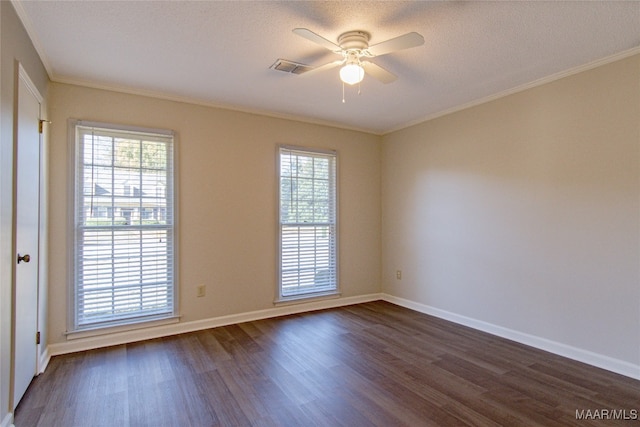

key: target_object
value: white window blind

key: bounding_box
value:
[72,122,176,330]
[278,146,337,300]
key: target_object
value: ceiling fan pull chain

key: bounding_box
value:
[342,81,346,103]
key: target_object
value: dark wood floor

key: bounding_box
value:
[14,301,640,426]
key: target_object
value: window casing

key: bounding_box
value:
[71,121,176,332]
[278,146,338,301]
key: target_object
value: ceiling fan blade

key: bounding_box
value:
[292,28,341,53]
[361,61,397,84]
[303,59,344,76]
[367,32,424,57]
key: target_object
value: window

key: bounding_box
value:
[278,146,338,301]
[71,121,176,331]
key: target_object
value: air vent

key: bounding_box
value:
[270,59,313,75]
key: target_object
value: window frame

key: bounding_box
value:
[276,145,339,303]
[67,120,179,335]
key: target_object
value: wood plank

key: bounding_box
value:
[14,302,640,426]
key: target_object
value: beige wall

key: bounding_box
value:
[47,82,382,345]
[382,55,640,367]
[1,1,49,422]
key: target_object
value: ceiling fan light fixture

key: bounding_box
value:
[340,62,364,85]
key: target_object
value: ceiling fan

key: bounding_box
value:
[291,28,425,87]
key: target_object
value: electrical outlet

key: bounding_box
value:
[197,284,206,297]
[396,270,402,280]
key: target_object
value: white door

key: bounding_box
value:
[13,65,42,409]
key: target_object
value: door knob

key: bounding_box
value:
[17,253,31,264]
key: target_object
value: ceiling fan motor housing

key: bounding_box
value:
[338,31,370,51]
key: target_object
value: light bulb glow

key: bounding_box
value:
[340,63,364,85]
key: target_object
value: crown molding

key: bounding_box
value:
[11,0,54,78]
[383,46,640,135]
[51,76,380,136]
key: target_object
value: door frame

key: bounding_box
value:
[10,61,45,411]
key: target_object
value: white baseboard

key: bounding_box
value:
[381,294,640,380]
[38,346,51,374]
[1,412,13,427]
[42,292,640,381]
[46,293,382,358]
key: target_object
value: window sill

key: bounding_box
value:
[66,315,180,341]
[274,291,341,307]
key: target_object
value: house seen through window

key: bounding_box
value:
[71,121,176,331]
[278,146,338,301]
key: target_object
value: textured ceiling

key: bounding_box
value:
[13,1,640,134]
